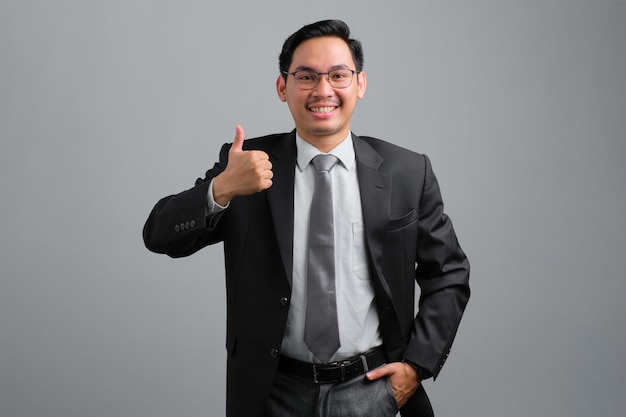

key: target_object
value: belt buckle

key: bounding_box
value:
[312,360,351,384]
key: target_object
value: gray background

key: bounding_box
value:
[1,1,625,416]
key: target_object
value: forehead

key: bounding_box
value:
[290,36,355,70]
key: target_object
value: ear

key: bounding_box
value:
[356,71,367,99]
[276,75,287,102]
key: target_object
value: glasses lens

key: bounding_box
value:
[294,71,318,89]
[328,70,354,88]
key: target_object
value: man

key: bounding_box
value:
[143,19,470,417]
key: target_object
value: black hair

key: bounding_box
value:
[278,19,364,76]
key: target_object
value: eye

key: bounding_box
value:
[295,71,317,82]
[331,70,350,79]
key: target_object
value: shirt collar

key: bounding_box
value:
[295,132,355,173]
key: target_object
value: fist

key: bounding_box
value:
[212,125,273,206]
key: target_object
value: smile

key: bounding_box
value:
[309,106,337,114]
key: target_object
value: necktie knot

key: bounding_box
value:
[312,154,338,172]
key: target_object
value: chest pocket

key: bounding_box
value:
[387,209,418,231]
[352,222,369,280]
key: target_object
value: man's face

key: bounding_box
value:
[276,36,366,150]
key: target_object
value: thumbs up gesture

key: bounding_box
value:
[212,125,273,206]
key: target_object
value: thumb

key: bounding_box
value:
[230,124,245,153]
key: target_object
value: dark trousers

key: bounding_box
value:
[265,367,398,417]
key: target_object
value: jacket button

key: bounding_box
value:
[280,297,288,306]
[270,348,279,358]
[174,224,180,232]
[190,220,196,228]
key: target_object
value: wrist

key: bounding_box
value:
[212,175,234,207]
[402,359,431,381]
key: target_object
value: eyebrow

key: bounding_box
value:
[292,64,353,72]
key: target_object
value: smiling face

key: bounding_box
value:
[276,36,366,152]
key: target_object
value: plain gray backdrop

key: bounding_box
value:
[2,1,625,416]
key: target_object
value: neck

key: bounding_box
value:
[298,131,350,153]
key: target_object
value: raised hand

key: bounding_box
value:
[212,125,273,206]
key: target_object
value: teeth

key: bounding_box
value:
[310,106,335,113]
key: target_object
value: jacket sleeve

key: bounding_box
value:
[142,143,230,258]
[402,155,470,379]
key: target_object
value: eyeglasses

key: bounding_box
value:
[282,69,357,90]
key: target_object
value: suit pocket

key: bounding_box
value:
[383,210,419,292]
[387,209,418,231]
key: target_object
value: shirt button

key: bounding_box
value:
[280,297,289,306]
[270,348,279,359]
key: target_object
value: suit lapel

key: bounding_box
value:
[266,131,297,287]
[353,135,394,299]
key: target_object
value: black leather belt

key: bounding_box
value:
[278,347,386,384]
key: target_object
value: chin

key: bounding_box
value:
[312,128,339,136]
[309,123,344,137]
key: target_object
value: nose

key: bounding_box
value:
[313,74,334,96]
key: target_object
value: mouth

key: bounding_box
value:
[309,106,336,113]
[308,105,339,117]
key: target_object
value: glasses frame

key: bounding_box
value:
[282,69,357,90]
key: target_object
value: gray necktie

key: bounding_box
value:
[304,154,340,363]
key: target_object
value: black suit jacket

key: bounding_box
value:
[143,131,470,417]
